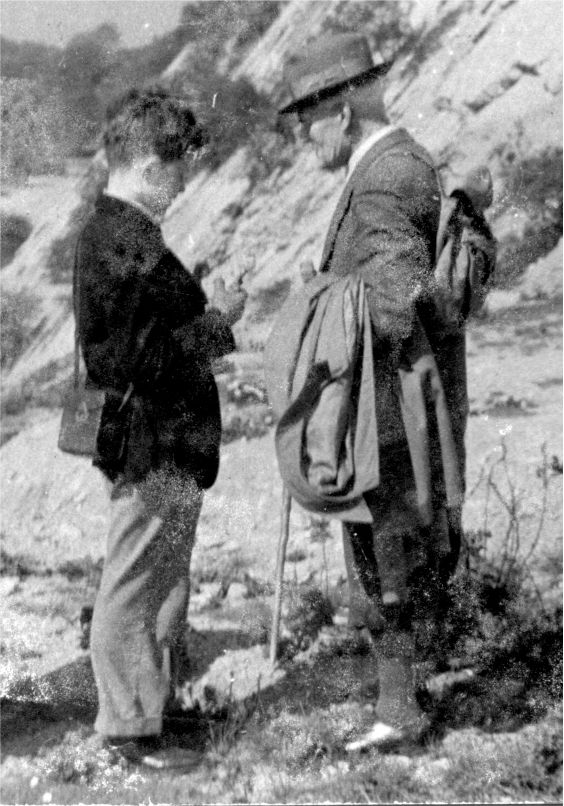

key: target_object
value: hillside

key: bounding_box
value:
[1,0,562,390]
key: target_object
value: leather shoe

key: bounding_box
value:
[345,714,431,753]
[105,736,202,771]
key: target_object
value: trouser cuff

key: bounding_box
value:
[95,715,162,739]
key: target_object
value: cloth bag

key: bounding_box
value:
[58,380,106,456]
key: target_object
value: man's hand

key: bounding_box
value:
[210,277,247,327]
[299,260,317,284]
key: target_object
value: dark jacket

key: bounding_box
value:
[75,195,234,488]
[319,127,465,522]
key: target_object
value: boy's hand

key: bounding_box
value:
[210,277,247,326]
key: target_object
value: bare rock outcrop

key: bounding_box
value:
[1,0,561,387]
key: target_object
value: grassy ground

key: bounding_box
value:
[1,588,561,804]
[1,291,562,802]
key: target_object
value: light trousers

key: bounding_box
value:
[91,467,202,738]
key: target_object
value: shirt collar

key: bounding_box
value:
[347,124,397,176]
[103,190,160,226]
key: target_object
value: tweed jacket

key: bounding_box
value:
[320,127,466,521]
[76,195,234,488]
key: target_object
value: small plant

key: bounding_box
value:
[0,78,69,183]
[47,233,77,284]
[280,583,335,658]
[0,289,40,370]
[495,143,563,288]
[206,672,263,758]
[307,516,333,597]
[434,441,562,726]
[0,213,32,268]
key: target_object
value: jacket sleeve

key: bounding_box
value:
[352,149,441,342]
[194,308,236,359]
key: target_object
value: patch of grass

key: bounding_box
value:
[0,212,32,268]
[221,405,272,444]
[191,548,250,592]
[47,232,77,284]
[0,288,40,371]
[495,145,563,288]
[430,442,563,730]
[279,583,335,660]
[307,516,333,544]
[0,77,69,184]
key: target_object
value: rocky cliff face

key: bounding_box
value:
[1,0,562,390]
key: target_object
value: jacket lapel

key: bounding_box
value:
[320,128,412,272]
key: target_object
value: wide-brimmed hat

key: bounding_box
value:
[278,33,391,115]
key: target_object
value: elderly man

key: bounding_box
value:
[277,34,471,750]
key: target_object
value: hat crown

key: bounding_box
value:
[279,33,390,114]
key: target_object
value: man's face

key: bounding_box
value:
[298,98,352,171]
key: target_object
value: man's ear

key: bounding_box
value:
[340,103,352,132]
[141,156,163,187]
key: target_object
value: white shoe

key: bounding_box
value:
[345,722,403,752]
[345,715,430,753]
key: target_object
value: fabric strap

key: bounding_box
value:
[72,237,133,409]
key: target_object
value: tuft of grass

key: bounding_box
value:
[279,583,335,660]
[426,442,563,731]
[0,212,32,267]
[494,145,563,288]
[0,288,40,371]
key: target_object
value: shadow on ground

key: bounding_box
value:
[1,618,558,763]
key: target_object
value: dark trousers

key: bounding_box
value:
[342,448,459,656]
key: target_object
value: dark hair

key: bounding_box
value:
[103,88,206,168]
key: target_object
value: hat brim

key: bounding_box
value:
[277,62,392,115]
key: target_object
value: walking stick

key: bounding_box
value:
[269,484,292,667]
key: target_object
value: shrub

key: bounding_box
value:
[495,145,563,287]
[165,69,276,172]
[0,78,70,183]
[320,0,413,61]
[0,213,32,268]
[433,442,563,724]
[0,288,39,370]
[47,232,77,284]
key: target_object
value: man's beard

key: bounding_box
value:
[315,131,352,171]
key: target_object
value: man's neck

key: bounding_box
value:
[350,117,390,152]
[105,173,161,224]
[347,118,395,176]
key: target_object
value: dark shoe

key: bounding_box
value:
[162,703,207,737]
[105,736,202,771]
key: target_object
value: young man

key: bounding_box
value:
[277,34,481,750]
[77,89,242,769]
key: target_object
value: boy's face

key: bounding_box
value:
[147,158,187,215]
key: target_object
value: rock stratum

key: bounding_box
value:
[1,0,562,390]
